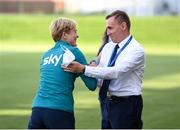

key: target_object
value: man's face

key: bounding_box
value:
[66,28,79,46]
[106,16,122,43]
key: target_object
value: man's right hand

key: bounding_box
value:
[62,61,85,73]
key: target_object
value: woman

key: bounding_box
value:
[97,29,109,56]
[90,29,110,65]
[89,29,111,128]
[28,17,97,129]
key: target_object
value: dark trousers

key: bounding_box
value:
[28,107,75,129]
[100,95,143,129]
[100,98,112,129]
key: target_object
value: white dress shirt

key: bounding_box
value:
[84,35,145,96]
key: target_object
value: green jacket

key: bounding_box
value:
[32,40,97,113]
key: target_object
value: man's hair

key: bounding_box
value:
[106,10,131,31]
[49,17,76,42]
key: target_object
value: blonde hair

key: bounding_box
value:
[49,17,76,42]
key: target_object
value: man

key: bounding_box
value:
[63,10,145,129]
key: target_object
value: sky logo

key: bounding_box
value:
[43,54,62,66]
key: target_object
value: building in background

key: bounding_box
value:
[0,0,179,16]
[154,0,180,15]
[63,0,180,16]
[0,0,64,14]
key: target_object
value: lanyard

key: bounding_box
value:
[108,35,133,66]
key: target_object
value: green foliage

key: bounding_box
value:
[0,14,180,128]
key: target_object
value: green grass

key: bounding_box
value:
[0,14,180,128]
[1,14,179,45]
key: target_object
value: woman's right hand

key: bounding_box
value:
[89,60,97,66]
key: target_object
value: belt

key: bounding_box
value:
[108,95,141,101]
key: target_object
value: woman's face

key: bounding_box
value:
[65,28,79,46]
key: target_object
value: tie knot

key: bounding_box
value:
[113,44,119,54]
[115,44,119,49]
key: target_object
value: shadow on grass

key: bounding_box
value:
[143,54,180,80]
[0,115,29,129]
[1,52,179,81]
[85,53,180,80]
[0,52,180,128]
[0,86,180,129]
[0,87,180,128]
[142,86,180,129]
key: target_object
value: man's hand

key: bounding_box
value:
[62,61,85,73]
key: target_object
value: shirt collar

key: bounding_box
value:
[117,34,131,49]
[55,40,70,47]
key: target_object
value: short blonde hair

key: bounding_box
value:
[49,17,76,42]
